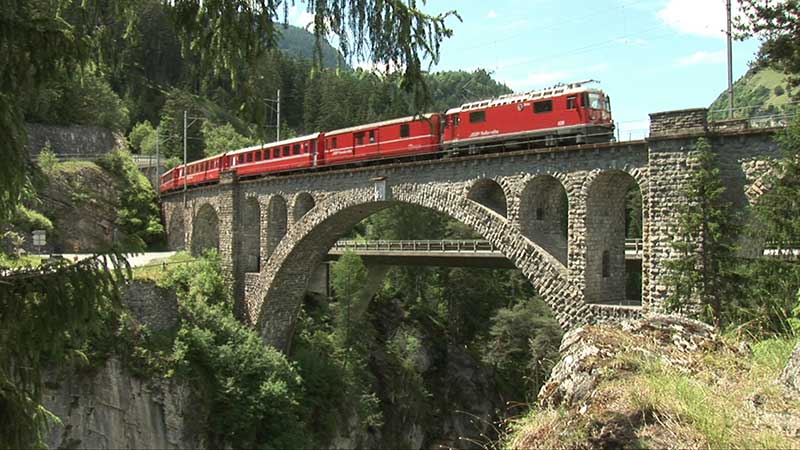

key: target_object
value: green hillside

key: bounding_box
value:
[709,67,797,120]
[276,25,342,68]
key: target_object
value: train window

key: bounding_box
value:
[534,100,553,113]
[369,130,375,143]
[400,124,410,137]
[273,148,280,158]
[293,144,300,155]
[567,96,577,110]
[453,115,461,125]
[469,111,486,123]
[355,133,364,145]
[283,146,290,156]
[303,144,308,153]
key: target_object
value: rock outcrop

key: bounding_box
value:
[43,358,197,450]
[505,314,800,449]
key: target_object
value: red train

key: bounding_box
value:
[160,80,613,193]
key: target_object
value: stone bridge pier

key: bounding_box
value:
[161,108,782,351]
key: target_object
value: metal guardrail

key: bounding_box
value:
[332,238,646,256]
[331,239,497,253]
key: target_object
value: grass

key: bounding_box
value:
[54,160,100,174]
[132,251,196,282]
[0,254,44,269]
[502,330,800,449]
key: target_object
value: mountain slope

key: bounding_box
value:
[276,24,342,68]
[709,67,796,120]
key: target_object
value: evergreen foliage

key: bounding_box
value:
[0,254,129,449]
[330,252,370,347]
[482,299,563,403]
[665,138,741,328]
[751,117,800,242]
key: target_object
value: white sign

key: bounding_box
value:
[32,230,46,247]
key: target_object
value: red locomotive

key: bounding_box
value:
[160,80,613,193]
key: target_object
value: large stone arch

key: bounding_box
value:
[466,178,508,217]
[519,174,569,265]
[241,196,261,272]
[167,209,186,250]
[252,183,593,350]
[191,203,219,256]
[265,195,288,260]
[584,169,643,305]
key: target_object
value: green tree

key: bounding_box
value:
[128,121,157,154]
[738,1,800,87]
[201,122,256,156]
[331,252,369,348]
[751,117,800,242]
[664,138,741,328]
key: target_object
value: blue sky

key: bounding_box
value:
[289,0,762,139]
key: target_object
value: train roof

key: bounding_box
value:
[326,113,437,136]
[227,133,322,155]
[446,80,606,115]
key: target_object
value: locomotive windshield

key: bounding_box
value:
[588,92,605,110]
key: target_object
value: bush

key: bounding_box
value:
[36,144,58,174]
[128,121,157,154]
[97,149,164,250]
[159,250,312,448]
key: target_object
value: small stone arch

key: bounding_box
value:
[292,192,316,222]
[265,195,288,259]
[241,196,261,272]
[519,174,569,264]
[584,170,642,305]
[167,209,186,250]
[191,203,219,256]
[253,184,584,350]
[467,178,508,217]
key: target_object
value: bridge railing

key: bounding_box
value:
[332,239,647,255]
[331,239,496,253]
[625,238,644,256]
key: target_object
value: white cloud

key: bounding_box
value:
[287,5,315,28]
[487,10,497,19]
[677,49,726,66]
[657,0,741,39]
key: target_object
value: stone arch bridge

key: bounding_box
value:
[161,108,783,350]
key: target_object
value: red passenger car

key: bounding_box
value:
[442,80,613,149]
[323,114,442,166]
[225,133,323,177]
[160,154,225,192]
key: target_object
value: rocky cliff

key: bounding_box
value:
[505,315,800,449]
[43,359,197,449]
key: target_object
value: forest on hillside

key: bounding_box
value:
[18,0,510,167]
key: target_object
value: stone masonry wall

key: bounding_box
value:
[123,281,178,332]
[26,123,122,157]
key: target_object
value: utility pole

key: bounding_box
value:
[155,126,160,197]
[183,110,188,207]
[264,89,281,142]
[726,0,734,119]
